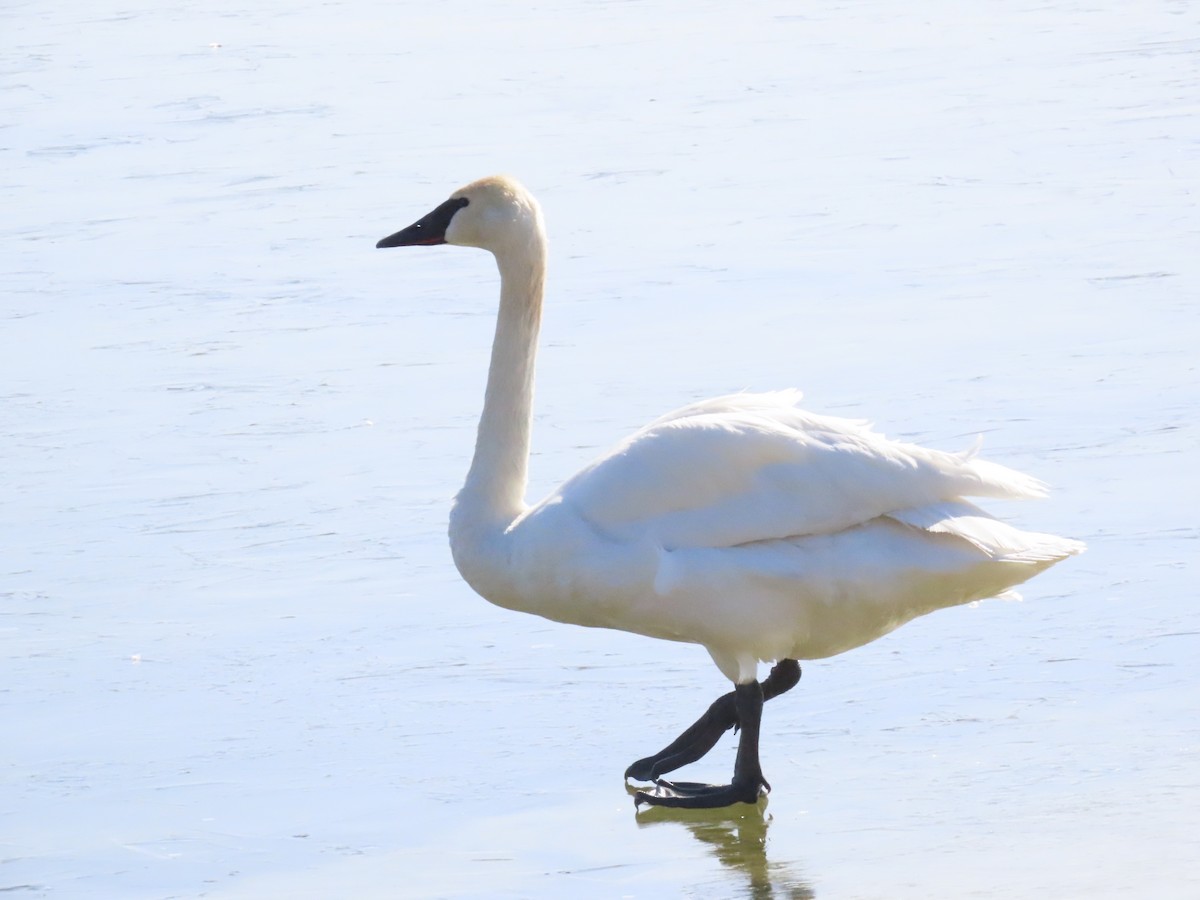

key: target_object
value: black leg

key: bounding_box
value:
[762,657,802,701]
[634,680,767,808]
[625,659,800,782]
[624,691,737,782]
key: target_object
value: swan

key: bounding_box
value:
[376,175,1084,808]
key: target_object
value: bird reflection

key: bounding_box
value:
[632,792,815,899]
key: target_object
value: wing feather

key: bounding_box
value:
[548,391,1049,550]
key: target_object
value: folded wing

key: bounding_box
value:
[548,391,1052,551]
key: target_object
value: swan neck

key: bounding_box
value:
[458,231,546,526]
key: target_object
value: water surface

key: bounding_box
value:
[3,1,1197,897]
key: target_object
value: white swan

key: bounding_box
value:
[376,175,1084,808]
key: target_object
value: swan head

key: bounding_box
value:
[376,175,543,256]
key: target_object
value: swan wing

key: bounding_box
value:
[548,391,1050,550]
[886,499,1085,563]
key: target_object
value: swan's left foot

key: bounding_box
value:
[632,680,769,810]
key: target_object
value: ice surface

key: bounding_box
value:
[3,1,1197,897]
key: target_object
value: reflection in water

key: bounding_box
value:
[633,792,815,899]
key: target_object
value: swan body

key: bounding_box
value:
[377,175,1083,807]
[462,389,1078,683]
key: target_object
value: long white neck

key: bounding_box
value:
[454,228,546,530]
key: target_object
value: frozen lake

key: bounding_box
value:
[4,1,1198,897]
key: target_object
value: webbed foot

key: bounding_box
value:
[634,776,768,809]
[624,659,800,783]
[624,692,738,782]
[631,679,771,810]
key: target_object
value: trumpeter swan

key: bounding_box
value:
[376,175,1084,809]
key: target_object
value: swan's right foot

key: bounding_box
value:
[634,776,767,809]
[623,659,801,783]
[633,680,770,809]
[624,692,738,782]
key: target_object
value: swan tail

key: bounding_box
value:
[888,501,1086,563]
[948,437,1051,500]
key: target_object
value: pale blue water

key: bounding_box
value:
[3,1,1197,897]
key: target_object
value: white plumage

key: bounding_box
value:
[484,388,1079,682]
[377,174,1083,806]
